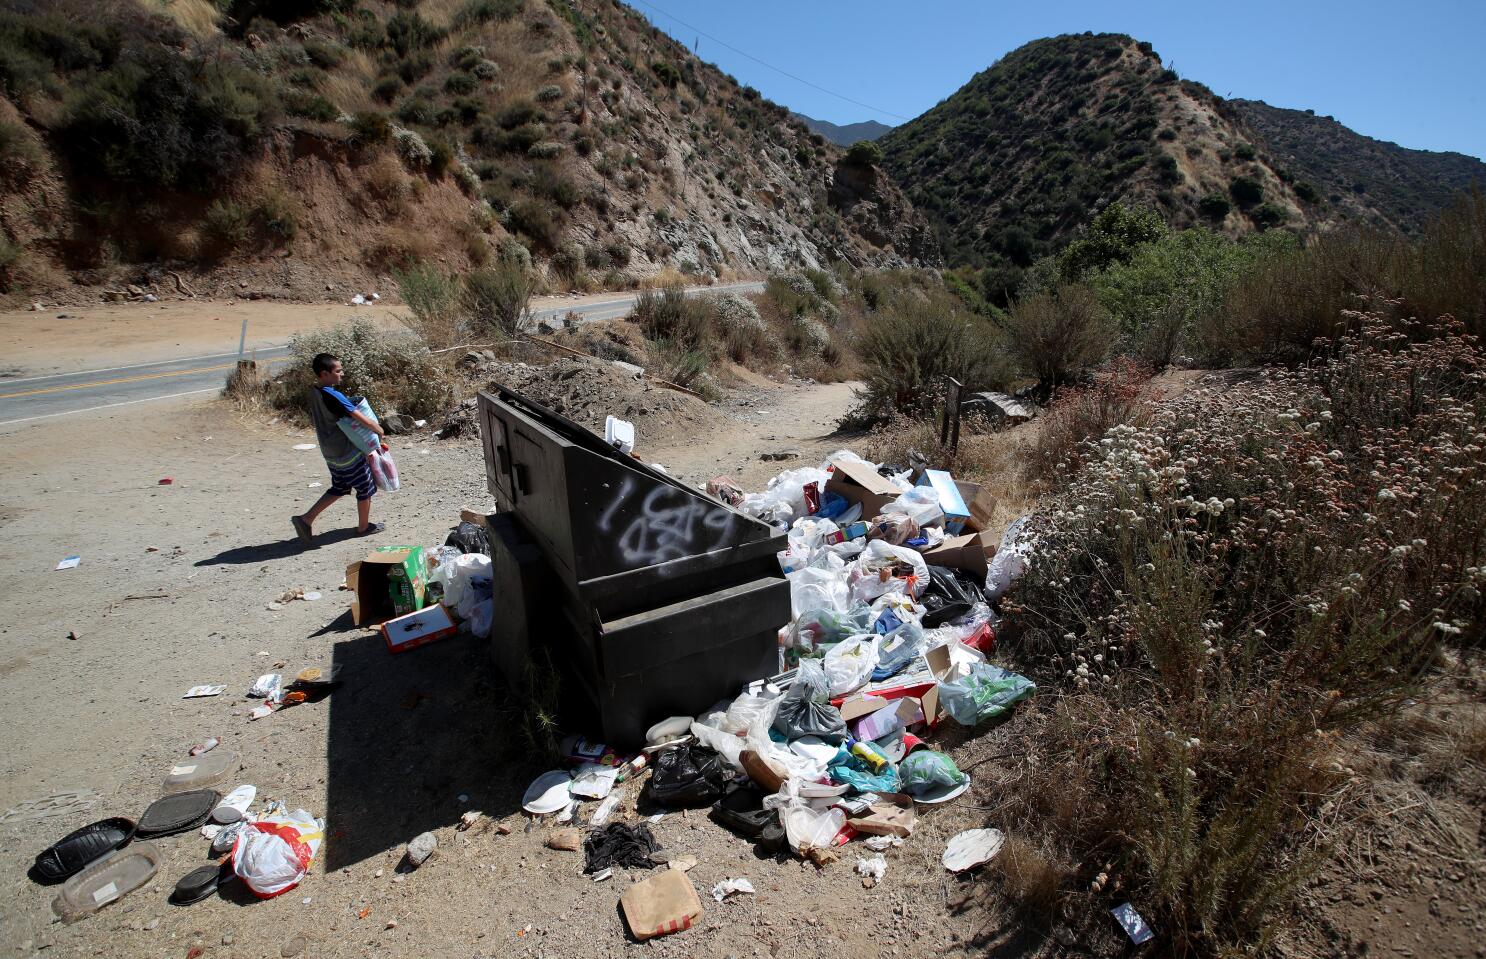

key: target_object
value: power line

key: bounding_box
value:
[627,0,913,122]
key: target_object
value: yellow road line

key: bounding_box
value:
[0,357,287,400]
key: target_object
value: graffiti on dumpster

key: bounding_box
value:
[596,476,740,569]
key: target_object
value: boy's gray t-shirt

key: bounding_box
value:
[308,386,361,467]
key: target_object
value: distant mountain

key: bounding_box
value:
[1230,100,1486,236]
[793,114,894,147]
[878,32,1484,296]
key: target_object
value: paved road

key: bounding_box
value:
[0,281,762,427]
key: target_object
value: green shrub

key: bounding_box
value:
[303,39,346,69]
[348,110,393,145]
[462,258,533,337]
[1197,192,1231,220]
[394,262,463,348]
[0,120,41,177]
[496,99,541,129]
[843,140,883,168]
[1229,175,1263,209]
[201,200,253,253]
[527,141,563,159]
[454,0,525,26]
[1057,202,1166,280]
[372,75,403,103]
[634,285,711,350]
[0,234,23,291]
[385,11,443,57]
[395,96,437,126]
[58,45,277,189]
[284,90,337,121]
[507,198,561,250]
[271,318,452,421]
[1251,202,1287,228]
[1005,283,1112,394]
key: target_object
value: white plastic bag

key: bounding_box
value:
[782,802,845,855]
[822,634,880,696]
[740,466,831,526]
[467,597,494,638]
[231,809,324,898]
[788,560,850,618]
[986,515,1036,601]
[886,486,944,528]
[719,689,782,735]
[850,540,930,602]
[429,554,492,620]
[368,449,400,492]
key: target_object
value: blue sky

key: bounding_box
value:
[630,0,1486,160]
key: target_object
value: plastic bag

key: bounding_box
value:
[368,449,400,492]
[690,721,746,771]
[872,620,927,681]
[740,466,831,526]
[921,566,986,628]
[788,604,873,651]
[986,515,1036,601]
[467,597,494,638]
[336,398,381,454]
[646,744,731,807]
[885,486,944,528]
[780,799,845,855]
[231,809,324,898]
[720,689,782,735]
[828,747,901,794]
[788,561,850,618]
[429,554,492,620]
[867,512,918,546]
[773,660,847,742]
[822,635,880,696]
[445,520,489,556]
[938,664,1035,727]
[898,750,968,797]
[850,540,930,603]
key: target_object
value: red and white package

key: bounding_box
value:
[231,810,324,898]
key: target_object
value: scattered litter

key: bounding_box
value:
[413,419,427,428]
[55,556,80,571]
[249,704,275,721]
[201,823,221,840]
[522,771,572,815]
[604,415,635,454]
[248,674,282,699]
[941,828,1004,872]
[863,835,904,852]
[584,823,660,874]
[591,868,612,882]
[302,591,322,601]
[591,794,622,827]
[212,785,257,824]
[1112,903,1155,945]
[292,444,316,451]
[189,738,220,756]
[670,855,697,873]
[457,811,481,831]
[856,854,887,887]
[308,482,322,488]
[183,685,226,699]
[555,799,577,824]
[569,763,620,800]
[710,877,755,902]
[158,478,173,485]
[620,868,702,941]
[404,831,437,869]
[230,809,323,898]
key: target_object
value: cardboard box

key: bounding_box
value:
[955,480,999,534]
[921,529,997,579]
[346,545,427,626]
[921,641,989,726]
[380,603,456,654]
[826,458,901,520]
[917,470,971,534]
[851,697,920,741]
[620,868,703,941]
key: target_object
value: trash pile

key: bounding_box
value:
[520,449,1042,941]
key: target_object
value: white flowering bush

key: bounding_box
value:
[994,306,1485,953]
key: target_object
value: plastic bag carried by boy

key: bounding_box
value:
[231,809,324,898]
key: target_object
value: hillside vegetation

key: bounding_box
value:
[879,32,1479,305]
[1233,98,1486,237]
[0,0,932,301]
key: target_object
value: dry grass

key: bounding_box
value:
[993,835,1069,924]
[319,49,378,117]
[139,0,220,40]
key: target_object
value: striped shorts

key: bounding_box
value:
[327,457,376,501]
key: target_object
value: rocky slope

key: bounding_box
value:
[1231,98,1486,236]
[878,32,1477,294]
[0,0,933,304]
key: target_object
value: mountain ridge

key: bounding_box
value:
[790,113,893,146]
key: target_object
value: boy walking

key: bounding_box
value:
[291,352,387,544]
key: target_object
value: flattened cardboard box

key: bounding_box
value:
[921,529,997,579]
[826,458,901,520]
[620,868,702,941]
[346,545,426,626]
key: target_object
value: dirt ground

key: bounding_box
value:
[0,375,1027,959]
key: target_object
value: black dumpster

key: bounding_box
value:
[478,386,789,746]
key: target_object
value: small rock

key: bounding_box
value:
[144,918,160,930]
[458,810,481,831]
[374,868,384,878]
[385,920,398,931]
[546,828,581,852]
[222,933,235,946]
[282,933,307,955]
[759,450,801,461]
[405,831,437,868]
[495,823,512,836]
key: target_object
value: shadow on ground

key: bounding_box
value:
[321,629,532,870]
[194,527,367,567]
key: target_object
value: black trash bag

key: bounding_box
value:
[921,565,986,628]
[710,787,787,854]
[445,520,490,556]
[772,659,846,742]
[583,823,660,873]
[645,743,731,808]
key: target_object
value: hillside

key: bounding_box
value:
[1231,98,1486,236]
[792,113,893,146]
[0,0,933,303]
[878,33,1424,298]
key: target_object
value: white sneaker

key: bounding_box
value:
[212,784,257,824]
